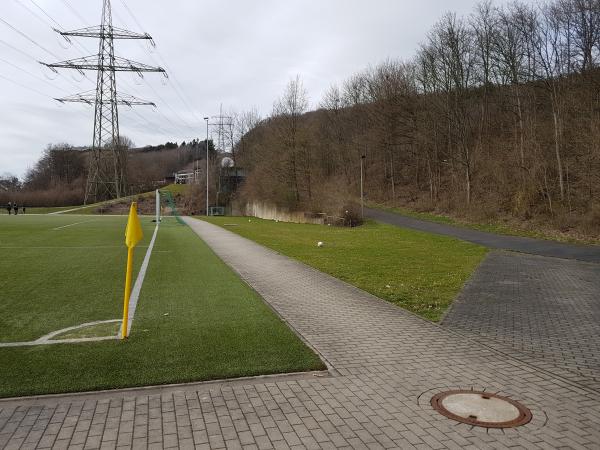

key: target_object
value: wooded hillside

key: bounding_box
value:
[1,139,213,207]
[236,0,600,236]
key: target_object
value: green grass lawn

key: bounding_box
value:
[0,215,323,397]
[0,215,153,342]
[203,217,487,322]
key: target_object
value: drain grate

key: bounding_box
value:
[431,390,532,428]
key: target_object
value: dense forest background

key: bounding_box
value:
[237,0,600,236]
[0,139,213,206]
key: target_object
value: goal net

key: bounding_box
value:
[155,189,185,224]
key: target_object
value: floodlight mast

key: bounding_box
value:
[43,0,166,204]
[204,117,209,215]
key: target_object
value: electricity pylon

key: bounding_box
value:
[211,104,233,156]
[43,0,166,203]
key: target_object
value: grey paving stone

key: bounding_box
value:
[443,251,600,391]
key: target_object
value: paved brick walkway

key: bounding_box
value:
[1,218,599,449]
[442,251,600,392]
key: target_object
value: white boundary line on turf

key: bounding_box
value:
[120,222,160,338]
[0,246,149,249]
[49,205,95,214]
[0,320,120,347]
[52,220,96,230]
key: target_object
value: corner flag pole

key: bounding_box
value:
[122,202,143,340]
[122,247,134,339]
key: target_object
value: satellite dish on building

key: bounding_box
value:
[221,156,234,168]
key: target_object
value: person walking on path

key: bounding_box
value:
[12,202,18,216]
[6,202,11,215]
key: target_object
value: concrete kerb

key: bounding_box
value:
[437,250,493,326]
[0,370,330,408]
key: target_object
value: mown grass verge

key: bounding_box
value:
[203,217,487,322]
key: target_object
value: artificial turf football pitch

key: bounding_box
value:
[0,214,324,398]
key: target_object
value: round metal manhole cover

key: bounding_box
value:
[431,390,532,428]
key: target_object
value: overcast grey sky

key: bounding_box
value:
[1,0,536,178]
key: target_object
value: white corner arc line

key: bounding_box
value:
[0,320,121,348]
[121,223,160,338]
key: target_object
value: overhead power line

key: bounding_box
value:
[0,72,91,125]
[15,1,102,86]
[0,56,69,94]
[0,39,92,92]
[142,80,196,131]
[118,0,145,33]
[25,0,97,57]
[13,0,55,30]
[60,0,90,26]
[0,73,55,98]
[154,52,204,124]
[0,38,39,62]
[117,0,204,125]
[27,0,64,30]
[0,16,61,59]
[0,15,94,91]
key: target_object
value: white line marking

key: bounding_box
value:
[0,320,120,348]
[0,336,118,347]
[52,220,95,230]
[0,246,149,249]
[121,223,160,337]
[38,319,120,342]
[49,205,95,214]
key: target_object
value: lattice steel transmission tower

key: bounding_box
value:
[43,0,166,203]
[212,104,233,156]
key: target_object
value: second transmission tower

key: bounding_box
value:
[43,0,166,203]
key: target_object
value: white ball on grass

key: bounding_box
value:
[317,241,323,247]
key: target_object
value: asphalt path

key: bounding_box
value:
[365,207,600,263]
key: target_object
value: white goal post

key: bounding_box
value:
[155,189,161,223]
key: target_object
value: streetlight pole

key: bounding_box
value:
[360,155,366,219]
[204,117,209,216]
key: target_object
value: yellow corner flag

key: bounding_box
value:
[121,202,143,340]
[125,202,143,249]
